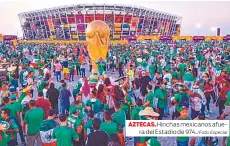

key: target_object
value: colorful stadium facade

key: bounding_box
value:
[18,4,182,40]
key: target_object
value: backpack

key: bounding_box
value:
[179,93,189,108]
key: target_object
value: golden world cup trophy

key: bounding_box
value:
[86,20,110,84]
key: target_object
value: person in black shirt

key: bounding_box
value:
[118,60,124,77]
[47,83,59,113]
[86,118,109,146]
[155,72,162,89]
[140,72,152,98]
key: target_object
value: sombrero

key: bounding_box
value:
[114,76,126,82]
[0,68,6,72]
[19,84,34,93]
[173,83,186,91]
[137,58,142,62]
[192,85,200,89]
[0,63,9,65]
[189,56,195,59]
[7,66,17,72]
[139,107,159,117]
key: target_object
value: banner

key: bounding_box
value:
[3,35,17,40]
[160,36,172,40]
[193,36,205,40]
[223,36,230,41]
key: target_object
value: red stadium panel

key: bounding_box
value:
[68,17,75,24]
[105,14,113,21]
[61,17,67,24]
[124,15,132,23]
[115,15,123,23]
[85,14,94,23]
[105,14,112,18]
[76,14,84,23]
[95,14,104,21]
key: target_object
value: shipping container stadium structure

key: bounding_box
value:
[18,4,182,40]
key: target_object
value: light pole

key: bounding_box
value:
[210,27,217,36]
[196,23,201,36]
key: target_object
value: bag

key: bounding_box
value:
[179,93,189,108]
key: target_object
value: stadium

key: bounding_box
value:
[18,4,182,40]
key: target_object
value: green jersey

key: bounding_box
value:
[52,126,79,146]
[100,121,119,136]
[23,108,45,135]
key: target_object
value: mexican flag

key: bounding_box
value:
[40,119,57,146]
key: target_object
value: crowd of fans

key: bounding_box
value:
[0,40,229,146]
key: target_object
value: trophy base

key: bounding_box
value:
[89,72,99,85]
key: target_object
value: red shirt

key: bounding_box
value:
[220,87,229,100]
[215,75,225,85]
[97,92,106,104]
[35,98,51,119]
[204,83,214,97]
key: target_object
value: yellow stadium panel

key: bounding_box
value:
[205,36,223,41]
[72,35,78,39]
[205,36,215,40]
[0,34,3,40]
[172,35,180,41]
[64,24,69,28]
[114,23,122,28]
[150,36,159,40]
[216,36,223,41]
[181,36,192,40]
[114,28,122,31]
[113,35,121,39]
[50,35,56,39]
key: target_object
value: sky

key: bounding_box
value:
[0,0,229,36]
